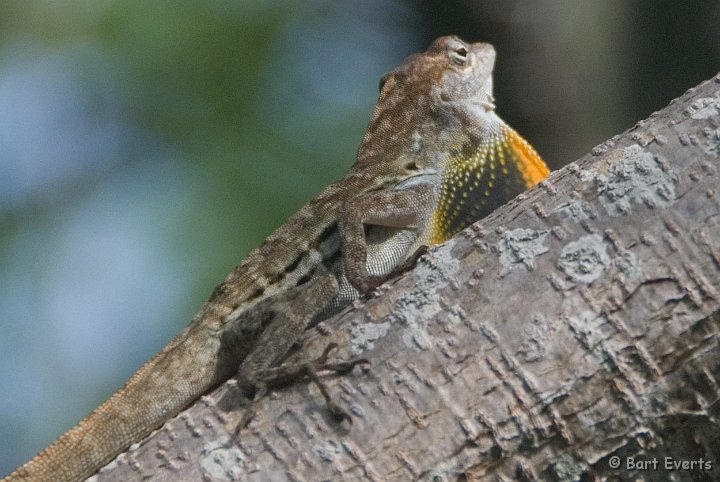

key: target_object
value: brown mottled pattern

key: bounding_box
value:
[3,36,548,482]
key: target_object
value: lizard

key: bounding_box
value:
[2,35,549,482]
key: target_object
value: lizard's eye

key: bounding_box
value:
[449,46,468,66]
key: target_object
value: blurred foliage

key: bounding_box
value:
[1,0,718,475]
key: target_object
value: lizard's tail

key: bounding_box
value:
[2,318,224,482]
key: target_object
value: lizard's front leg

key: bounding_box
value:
[340,183,436,293]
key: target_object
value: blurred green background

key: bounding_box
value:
[1,0,718,475]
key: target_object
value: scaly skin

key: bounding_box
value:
[2,36,548,482]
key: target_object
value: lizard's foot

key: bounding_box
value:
[243,343,369,425]
[300,343,370,424]
[228,378,267,444]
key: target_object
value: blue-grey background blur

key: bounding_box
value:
[1,0,718,474]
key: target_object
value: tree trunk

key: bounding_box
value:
[90,73,720,482]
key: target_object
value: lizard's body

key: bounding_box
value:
[3,36,548,482]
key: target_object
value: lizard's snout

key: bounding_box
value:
[471,42,496,67]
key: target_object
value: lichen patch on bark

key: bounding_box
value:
[588,145,677,216]
[557,234,610,284]
[497,228,550,271]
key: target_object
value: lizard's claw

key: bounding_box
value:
[326,400,353,424]
[305,346,369,425]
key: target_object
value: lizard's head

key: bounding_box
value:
[378,36,496,113]
[356,36,500,167]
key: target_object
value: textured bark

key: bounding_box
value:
[89,74,720,482]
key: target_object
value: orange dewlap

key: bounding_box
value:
[506,127,549,188]
[427,124,549,244]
